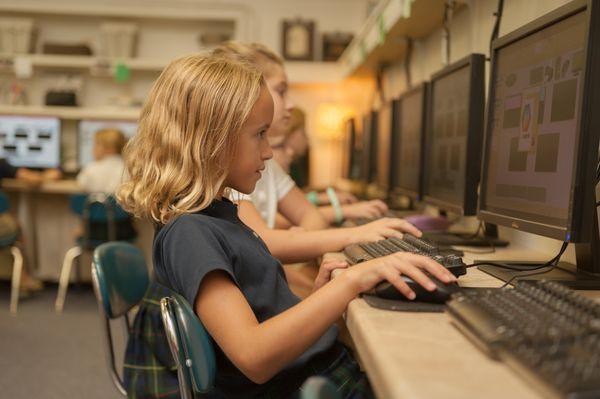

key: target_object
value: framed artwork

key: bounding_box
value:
[282,19,315,61]
[322,32,354,61]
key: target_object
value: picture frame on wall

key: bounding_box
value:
[322,32,354,61]
[281,19,315,61]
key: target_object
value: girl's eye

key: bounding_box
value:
[258,130,266,139]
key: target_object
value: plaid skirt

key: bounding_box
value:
[124,281,374,399]
[123,281,180,399]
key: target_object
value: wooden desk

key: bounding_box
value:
[1,179,154,281]
[331,245,600,399]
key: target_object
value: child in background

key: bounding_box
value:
[273,106,387,226]
[119,53,455,399]
[77,128,126,193]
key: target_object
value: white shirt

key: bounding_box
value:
[77,155,126,194]
[230,159,295,228]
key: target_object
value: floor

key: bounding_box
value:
[0,282,125,399]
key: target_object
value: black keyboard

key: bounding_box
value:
[447,280,600,398]
[343,234,467,277]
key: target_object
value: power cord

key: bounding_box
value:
[488,0,505,60]
[467,241,569,288]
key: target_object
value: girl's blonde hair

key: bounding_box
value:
[117,54,264,225]
[212,41,283,79]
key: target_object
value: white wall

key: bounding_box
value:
[381,0,580,262]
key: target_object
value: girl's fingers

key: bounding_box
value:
[382,269,415,300]
[405,253,456,283]
[372,200,388,213]
[398,220,422,237]
[397,263,437,291]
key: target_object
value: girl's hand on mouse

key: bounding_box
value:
[313,259,349,292]
[343,252,457,300]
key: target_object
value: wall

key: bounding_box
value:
[381,0,580,261]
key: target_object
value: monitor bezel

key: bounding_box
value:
[341,118,356,180]
[360,111,378,184]
[375,100,398,193]
[391,82,429,201]
[423,53,486,216]
[477,0,598,242]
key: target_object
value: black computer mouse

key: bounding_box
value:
[372,273,461,303]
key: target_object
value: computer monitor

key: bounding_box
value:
[78,120,137,168]
[341,118,356,180]
[423,54,486,215]
[391,83,429,201]
[478,0,600,285]
[360,111,378,184]
[375,101,398,193]
[0,115,61,168]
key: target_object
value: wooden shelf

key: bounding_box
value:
[0,105,140,121]
[0,53,168,74]
[340,0,465,76]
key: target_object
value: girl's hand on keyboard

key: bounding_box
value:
[354,217,422,243]
[336,191,358,204]
[347,252,456,299]
[342,200,388,219]
[313,259,349,292]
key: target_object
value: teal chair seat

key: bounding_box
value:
[92,242,150,396]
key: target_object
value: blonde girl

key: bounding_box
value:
[119,53,455,398]
[214,42,414,263]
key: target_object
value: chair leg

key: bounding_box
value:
[9,246,24,315]
[55,246,82,313]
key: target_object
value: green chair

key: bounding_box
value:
[91,242,149,397]
[160,293,217,399]
[0,191,24,315]
[160,294,341,399]
[56,192,137,313]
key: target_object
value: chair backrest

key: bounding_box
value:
[70,193,130,221]
[0,191,9,214]
[70,193,136,244]
[300,376,341,399]
[92,242,149,318]
[160,294,216,398]
[91,242,149,397]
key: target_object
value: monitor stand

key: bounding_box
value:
[423,222,510,248]
[477,261,600,290]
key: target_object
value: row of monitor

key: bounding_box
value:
[0,116,137,169]
[342,0,600,275]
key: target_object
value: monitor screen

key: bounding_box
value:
[393,87,425,198]
[341,119,356,179]
[425,64,471,209]
[376,103,393,190]
[360,112,377,183]
[78,120,137,167]
[480,10,586,235]
[0,116,61,168]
